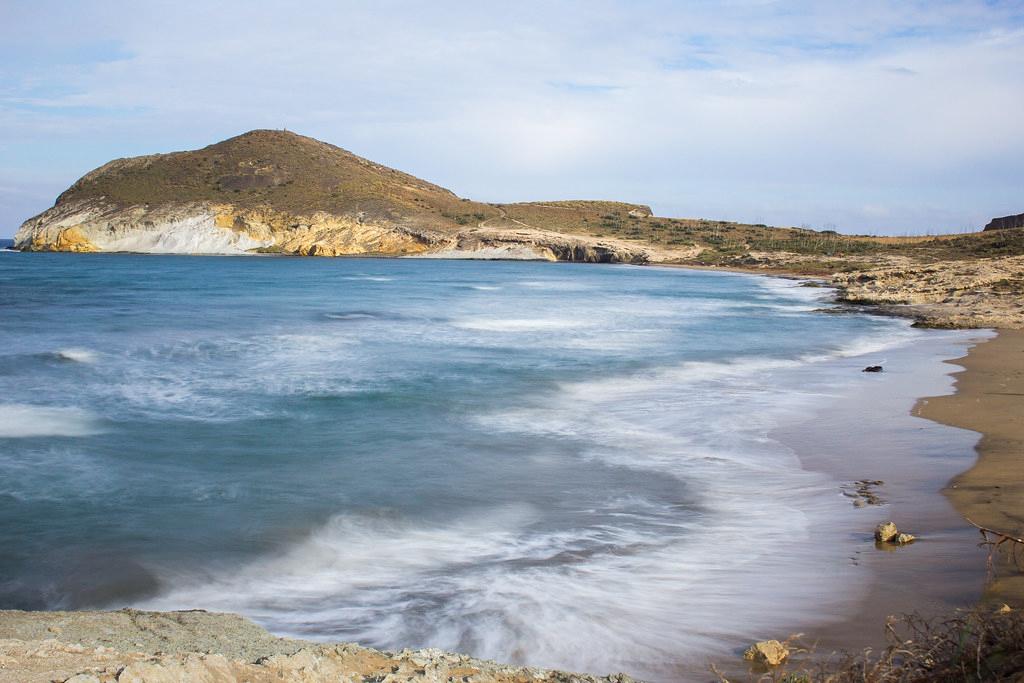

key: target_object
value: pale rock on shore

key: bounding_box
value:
[832,255,1024,329]
[0,609,637,683]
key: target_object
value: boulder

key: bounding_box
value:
[743,640,789,666]
[875,521,899,543]
[875,521,918,545]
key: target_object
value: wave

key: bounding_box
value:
[54,348,99,363]
[324,312,378,321]
[0,404,102,438]
[141,494,858,679]
[453,318,584,332]
[137,334,891,677]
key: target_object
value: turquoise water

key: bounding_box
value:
[0,253,968,676]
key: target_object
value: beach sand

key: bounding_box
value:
[915,329,1024,604]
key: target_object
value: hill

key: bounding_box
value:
[14,130,657,262]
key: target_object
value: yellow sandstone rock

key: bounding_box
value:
[743,639,789,666]
[875,521,899,543]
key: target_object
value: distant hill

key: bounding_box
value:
[984,212,1024,231]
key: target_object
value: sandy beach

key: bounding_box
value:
[915,329,1024,604]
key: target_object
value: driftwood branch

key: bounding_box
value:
[965,517,1024,576]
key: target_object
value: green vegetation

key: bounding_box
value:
[59,129,502,230]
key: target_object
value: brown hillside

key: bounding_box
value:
[55,129,500,230]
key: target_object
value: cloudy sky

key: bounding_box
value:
[1,1,1022,236]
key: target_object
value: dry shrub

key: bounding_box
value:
[728,609,1024,683]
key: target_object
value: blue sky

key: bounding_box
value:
[1,1,1023,237]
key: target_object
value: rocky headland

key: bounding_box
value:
[12,130,663,264]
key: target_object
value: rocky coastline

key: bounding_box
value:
[4,129,1023,680]
[0,609,636,683]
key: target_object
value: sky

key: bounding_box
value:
[1,1,1023,237]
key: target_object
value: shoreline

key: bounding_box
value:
[914,329,1024,604]
[0,259,1020,681]
[756,322,994,665]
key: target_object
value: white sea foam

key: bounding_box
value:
[55,348,98,363]
[141,341,880,679]
[324,312,377,321]
[453,318,583,332]
[0,404,102,438]
[517,280,590,291]
[17,262,949,679]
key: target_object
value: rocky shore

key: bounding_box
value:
[832,254,1024,329]
[0,609,635,683]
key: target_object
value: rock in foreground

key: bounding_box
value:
[743,639,789,666]
[874,521,916,545]
[0,609,636,683]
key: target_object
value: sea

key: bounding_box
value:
[0,252,987,679]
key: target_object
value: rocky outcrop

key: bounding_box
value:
[448,228,649,264]
[13,200,444,257]
[13,201,650,263]
[833,255,1024,329]
[0,609,636,683]
[984,213,1024,231]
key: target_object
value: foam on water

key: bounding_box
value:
[54,348,99,363]
[0,256,980,680]
[453,318,585,332]
[0,404,102,438]
[140,330,903,676]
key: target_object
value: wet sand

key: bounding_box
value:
[915,329,1024,604]
[758,327,1024,676]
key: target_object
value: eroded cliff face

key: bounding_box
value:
[13,200,652,263]
[13,200,434,257]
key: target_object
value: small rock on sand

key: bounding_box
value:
[875,521,917,545]
[875,521,899,543]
